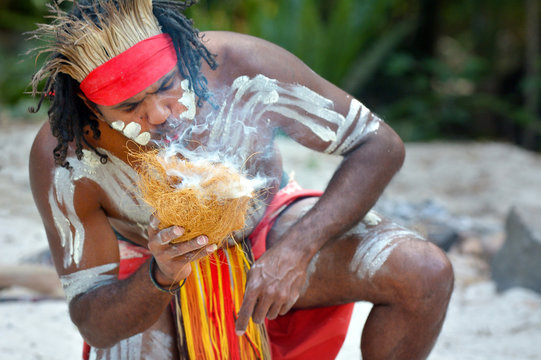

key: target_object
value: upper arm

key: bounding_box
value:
[29,124,120,278]
[207,31,390,155]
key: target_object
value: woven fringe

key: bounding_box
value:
[175,244,271,359]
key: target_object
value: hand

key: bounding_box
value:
[235,245,308,335]
[147,215,217,285]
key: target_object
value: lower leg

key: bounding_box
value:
[360,301,447,360]
[359,242,454,360]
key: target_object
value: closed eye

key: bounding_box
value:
[113,72,177,112]
[156,77,176,93]
[122,102,141,112]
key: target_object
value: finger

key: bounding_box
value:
[158,226,184,245]
[266,303,282,320]
[167,235,209,257]
[175,243,218,262]
[278,295,299,316]
[149,214,160,231]
[252,297,273,324]
[235,291,259,336]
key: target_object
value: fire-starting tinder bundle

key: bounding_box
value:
[135,150,255,246]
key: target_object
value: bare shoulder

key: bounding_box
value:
[201,31,321,86]
[29,122,101,233]
[29,122,58,203]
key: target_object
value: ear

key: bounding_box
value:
[78,92,104,121]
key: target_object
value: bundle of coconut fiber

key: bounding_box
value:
[135,149,255,245]
[133,149,271,359]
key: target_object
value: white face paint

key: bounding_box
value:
[60,263,118,302]
[49,149,152,268]
[178,79,196,120]
[109,120,151,146]
[121,122,151,146]
[111,120,125,131]
[123,122,141,139]
[133,132,151,146]
[348,213,424,280]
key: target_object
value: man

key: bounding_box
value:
[29,0,454,359]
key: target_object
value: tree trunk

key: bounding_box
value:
[523,0,539,149]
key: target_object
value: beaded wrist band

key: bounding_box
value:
[149,256,186,293]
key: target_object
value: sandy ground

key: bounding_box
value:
[1,122,540,359]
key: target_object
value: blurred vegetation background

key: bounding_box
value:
[0,0,540,150]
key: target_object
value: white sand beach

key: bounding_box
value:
[1,122,540,359]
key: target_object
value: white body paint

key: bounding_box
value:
[348,211,425,280]
[89,333,143,360]
[205,75,380,160]
[88,329,174,360]
[60,262,118,302]
[300,252,320,297]
[363,211,382,226]
[49,149,152,268]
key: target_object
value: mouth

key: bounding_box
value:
[150,118,187,145]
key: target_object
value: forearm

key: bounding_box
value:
[69,258,173,348]
[283,126,405,261]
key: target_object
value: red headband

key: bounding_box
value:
[79,33,178,106]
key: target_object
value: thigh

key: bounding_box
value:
[267,197,430,308]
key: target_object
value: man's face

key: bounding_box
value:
[95,69,196,146]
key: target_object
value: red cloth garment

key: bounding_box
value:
[249,180,355,360]
[79,33,177,106]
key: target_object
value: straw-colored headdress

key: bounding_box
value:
[31,0,163,92]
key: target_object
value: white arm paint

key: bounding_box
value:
[49,149,152,268]
[60,262,119,302]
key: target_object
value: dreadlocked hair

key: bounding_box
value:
[153,1,217,107]
[29,0,217,168]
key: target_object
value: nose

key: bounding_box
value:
[146,97,171,126]
[146,94,187,126]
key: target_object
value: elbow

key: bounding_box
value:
[358,122,404,175]
[385,127,405,173]
[69,300,118,349]
[77,328,118,350]
[345,123,405,175]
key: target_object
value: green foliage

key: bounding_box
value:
[365,0,541,148]
[1,0,540,149]
[189,0,411,87]
[0,0,50,120]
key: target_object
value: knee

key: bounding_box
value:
[389,240,454,313]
